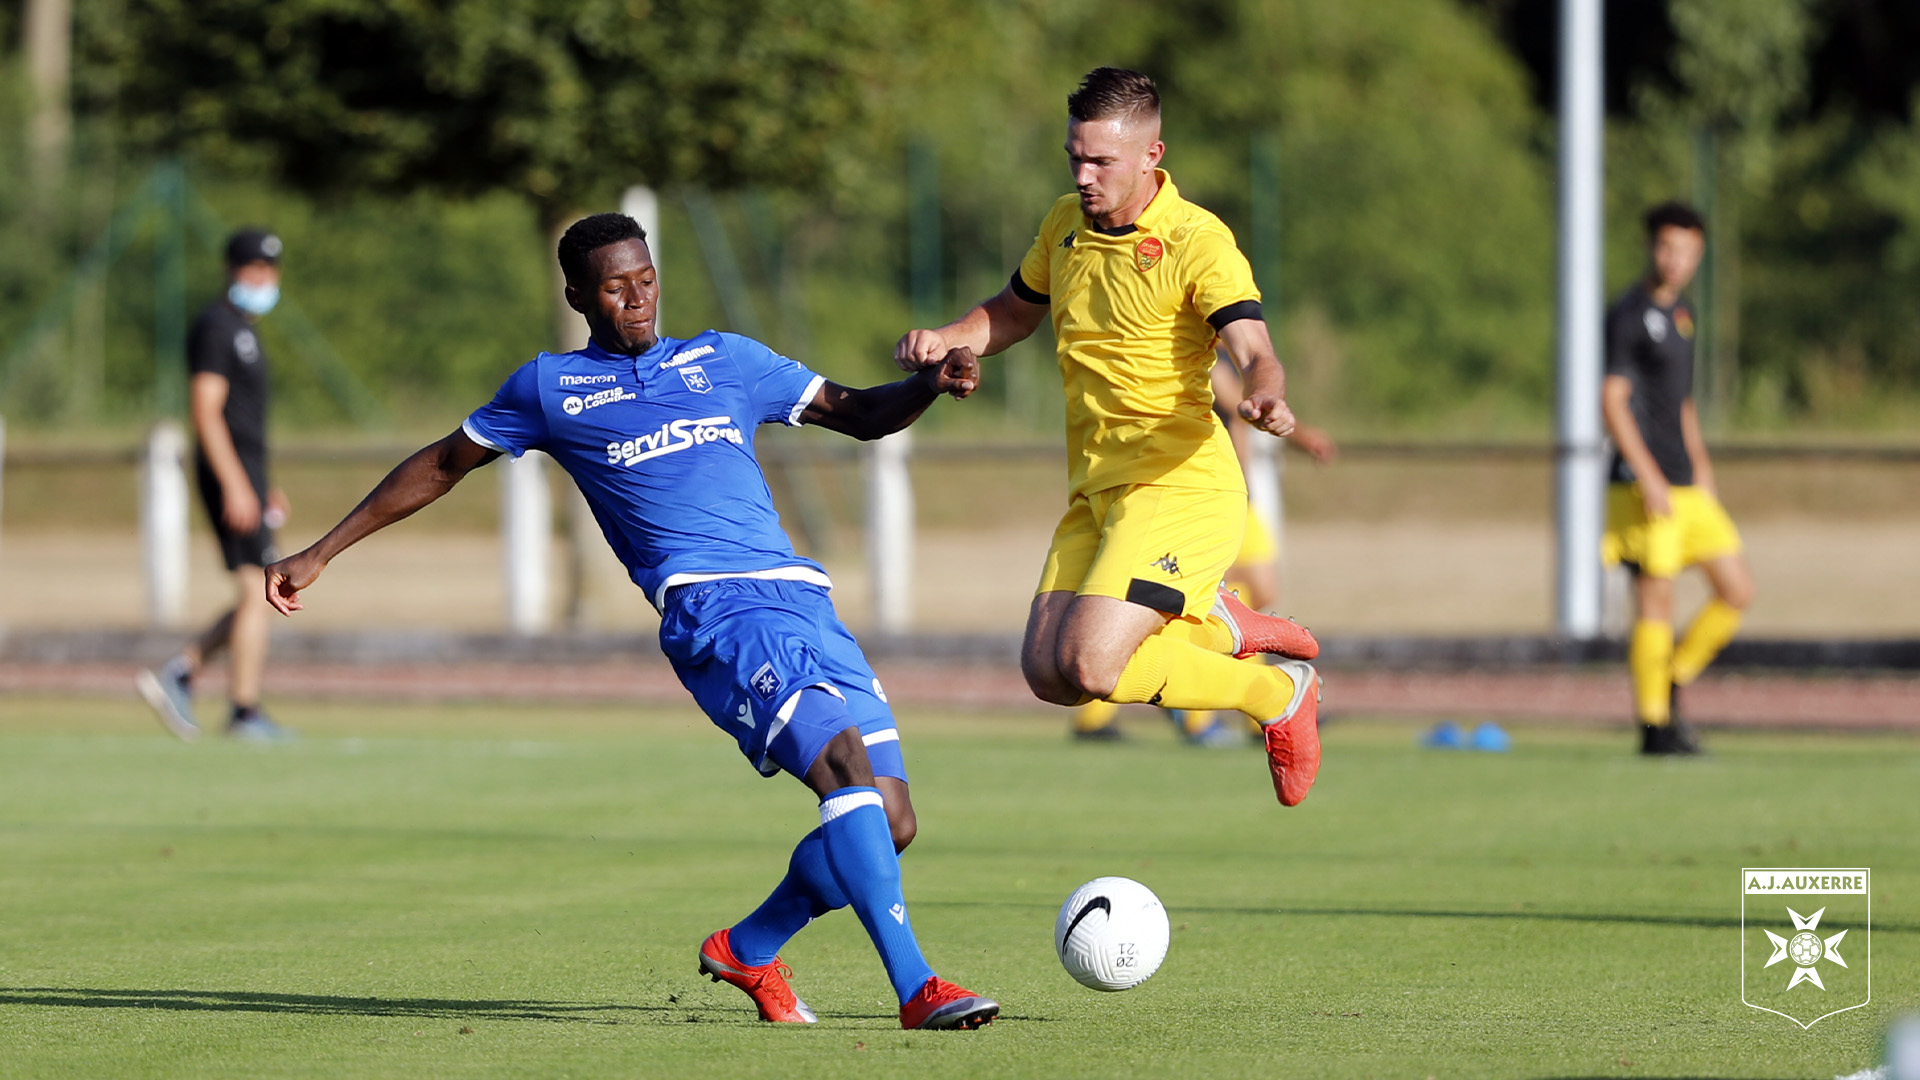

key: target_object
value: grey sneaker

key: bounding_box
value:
[135,659,199,742]
[226,710,294,742]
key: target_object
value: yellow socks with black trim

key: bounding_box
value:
[1671,600,1743,687]
[1160,613,1237,655]
[1073,698,1120,734]
[1629,620,1674,724]
[1109,632,1295,721]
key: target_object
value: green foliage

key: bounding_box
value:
[77,0,906,220]
[5,0,1919,435]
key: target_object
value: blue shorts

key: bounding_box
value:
[658,577,905,782]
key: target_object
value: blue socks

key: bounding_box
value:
[727,827,846,967]
[817,786,935,1004]
[726,788,936,1005]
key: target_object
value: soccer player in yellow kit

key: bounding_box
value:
[1601,202,1754,755]
[894,68,1323,806]
[1077,355,1337,746]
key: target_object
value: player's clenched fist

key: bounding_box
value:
[893,328,949,372]
[264,549,326,616]
[1239,395,1297,438]
[924,347,981,399]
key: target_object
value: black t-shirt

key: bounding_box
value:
[187,299,271,481]
[1604,283,1695,487]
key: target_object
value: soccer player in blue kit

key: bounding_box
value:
[263,213,999,1030]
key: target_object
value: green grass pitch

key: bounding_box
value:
[0,696,1911,1078]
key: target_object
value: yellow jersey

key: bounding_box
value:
[1016,170,1258,498]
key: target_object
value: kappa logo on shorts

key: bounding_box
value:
[750,662,784,702]
[1152,552,1181,577]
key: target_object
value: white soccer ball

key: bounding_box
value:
[1054,876,1170,991]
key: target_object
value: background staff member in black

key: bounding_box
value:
[1600,202,1755,756]
[137,229,293,741]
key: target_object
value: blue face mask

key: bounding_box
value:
[228,281,280,316]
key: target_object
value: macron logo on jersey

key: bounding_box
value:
[560,372,619,386]
[660,344,715,370]
[606,416,744,467]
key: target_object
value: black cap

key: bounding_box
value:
[226,228,284,267]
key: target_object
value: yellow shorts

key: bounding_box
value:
[1237,506,1277,566]
[1601,483,1742,579]
[1036,484,1245,618]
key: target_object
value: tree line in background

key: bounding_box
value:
[1,0,1917,437]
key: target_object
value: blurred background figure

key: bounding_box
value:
[1601,203,1754,757]
[1074,353,1337,745]
[136,228,293,742]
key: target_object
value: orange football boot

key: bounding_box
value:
[1260,659,1322,807]
[697,929,817,1023]
[1212,587,1320,660]
[899,976,999,1030]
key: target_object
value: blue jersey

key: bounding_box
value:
[462,331,828,608]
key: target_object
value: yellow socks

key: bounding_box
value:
[1160,612,1237,655]
[1073,698,1120,733]
[1109,631,1295,721]
[1629,620,1674,724]
[1672,600,1743,686]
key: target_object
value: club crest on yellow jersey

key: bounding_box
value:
[1133,236,1164,272]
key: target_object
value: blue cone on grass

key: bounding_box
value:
[1469,721,1511,753]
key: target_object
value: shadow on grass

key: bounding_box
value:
[918,899,1918,935]
[0,986,661,1024]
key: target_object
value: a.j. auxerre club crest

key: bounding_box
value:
[1742,867,1870,1029]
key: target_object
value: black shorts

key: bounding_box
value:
[195,455,278,571]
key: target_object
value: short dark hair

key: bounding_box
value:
[1644,201,1706,238]
[1067,67,1160,126]
[558,213,648,284]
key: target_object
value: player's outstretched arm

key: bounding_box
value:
[893,284,1047,371]
[1217,319,1296,438]
[265,429,500,615]
[802,347,981,441]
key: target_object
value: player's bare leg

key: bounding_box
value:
[223,565,287,740]
[226,566,272,708]
[1034,592,1322,805]
[1021,591,1086,706]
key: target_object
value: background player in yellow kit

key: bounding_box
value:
[1601,202,1755,756]
[894,68,1323,806]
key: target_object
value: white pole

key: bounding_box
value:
[622,186,661,334]
[140,420,190,627]
[502,450,553,635]
[866,431,913,633]
[1555,0,1606,639]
